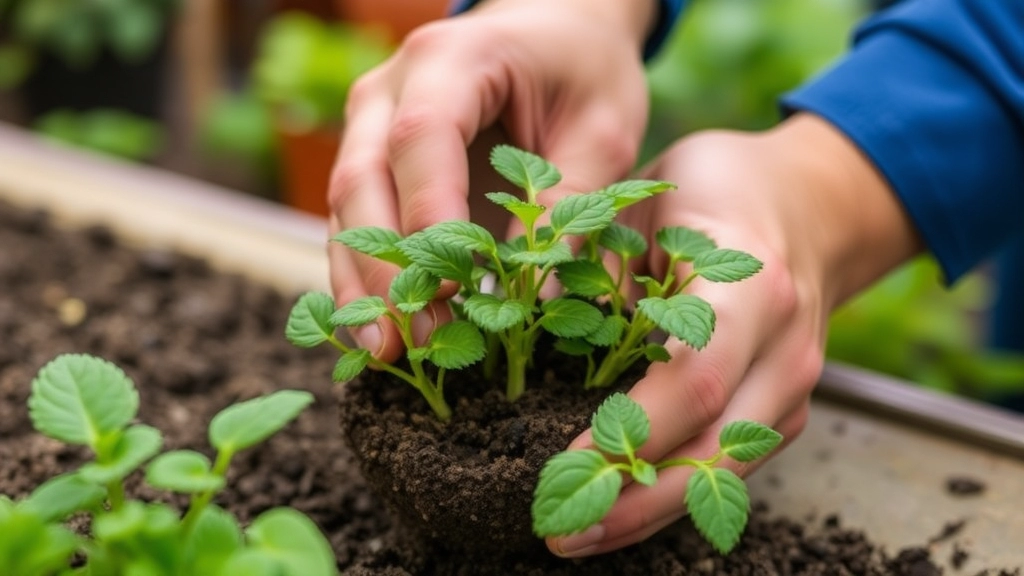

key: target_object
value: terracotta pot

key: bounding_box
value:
[334,0,450,42]
[274,125,339,217]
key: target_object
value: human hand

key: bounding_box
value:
[547,113,923,556]
[328,0,657,361]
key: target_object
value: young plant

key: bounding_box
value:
[0,353,337,576]
[531,393,782,554]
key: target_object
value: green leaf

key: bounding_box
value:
[532,449,621,536]
[407,347,429,363]
[80,425,163,484]
[538,298,604,338]
[685,468,750,554]
[694,249,763,283]
[489,144,562,192]
[508,241,574,267]
[107,1,161,62]
[209,391,314,455]
[388,265,441,314]
[426,321,486,369]
[598,180,675,210]
[146,450,226,494]
[591,393,650,456]
[330,296,388,327]
[486,192,547,228]
[556,260,616,298]
[637,295,716,350]
[632,273,663,298]
[632,460,658,487]
[643,343,672,363]
[20,473,106,522]
[92,500,147,541]
[0,508,79,575]
[240,508,337,576]
[397,234,475,285]
[184,506,243,576]
[585,316,627,347]
[463,294,531,332]
[598,223,648,259]
[719,421,782,462]
[656,227,717,262]
[332,349,371,382]
[29,354,138,447]
[554,338,595,356]
[422,220,497,254]
[332,227,411,267]
[285,292,336,348]
[550,194,616,237]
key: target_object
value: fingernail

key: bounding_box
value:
[354,324,384,356]
[554,524,604,558]
[411,309,436,346]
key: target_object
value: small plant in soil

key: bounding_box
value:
[0,353,337,576]
[532,392,782,554]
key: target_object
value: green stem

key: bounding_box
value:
[180,450,233,538]
[105,482,125,511]
[587,314,656,388]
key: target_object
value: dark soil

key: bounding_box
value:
[0,199,1001,574]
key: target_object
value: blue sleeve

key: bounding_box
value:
[448,0,685,61]
[781,0,1024,283]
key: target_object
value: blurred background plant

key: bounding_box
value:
[33,107,163,161]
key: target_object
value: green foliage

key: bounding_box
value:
[33,108,165,162]
[532,393,781,555]
[0,353,336,576]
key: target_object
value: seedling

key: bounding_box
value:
[288,145,762,420]
[0,353,337,576]
[532,393,782,554]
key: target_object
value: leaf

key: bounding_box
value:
[486,192,547,229]
[20,473,106,522]
[585,316,627,347]
[694,249,763,283]
[209,391,314,455]
[632,460,658,487]
[509,241,575,268]
[685,468,750,554]
[550,193,616,237]
[538,298,604,338]
[79,424,163,484]
[637,295,716,350]
[285,292,336,348]
[655,227,717,262]
[598,180,675,210]
[599,223,648,259]
[591,393,650,456]
[330,296,388,327]
[397,234,475,285]
[28,354,138,447]
[463,294,531,332]
[532,450,621,537]
[184,506,243,576]
[554,338,595,356]
[388,265,441,314]
[332,227,411,267]
[643,343,672,363]
[238,508,337,576]
[422,220,497,254]
[632,273,663,298]
[426,321,486,369]
[556,260,616,298]
[489,144,562,192]
[145,450,226,494]
[718,421,782,462]
[333,349,371,382]
[0,508,79,576]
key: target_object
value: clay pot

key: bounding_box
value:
[334,0,450,43]
[274,125,339,217]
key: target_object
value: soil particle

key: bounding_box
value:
[946,475,987,496]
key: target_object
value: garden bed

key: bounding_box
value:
[1,125,1022,574]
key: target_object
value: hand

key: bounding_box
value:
[327,0,658,361]
[547,113,923,556]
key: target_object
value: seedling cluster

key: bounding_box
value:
[0,354,337,576]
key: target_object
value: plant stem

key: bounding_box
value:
[588,314,656,388]
[106,482,125,511]
[180,450,232,538]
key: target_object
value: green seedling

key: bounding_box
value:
[0,353,337,576]
[531,393,782,554]
[287,145,761,418]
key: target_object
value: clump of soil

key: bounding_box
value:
[945,475,987,496]
[0,199,994,574]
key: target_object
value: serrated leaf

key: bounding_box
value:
[632,460,658,487]
[585,316,627,347]
[397,235,475,285]
[550,193,616,237]
[80,425,163,484]
[556,260,616,298]
[531,450,621,536]
[632,273,663,298]
[426,321,485,369]
[719,421,782,462]
[598,223,648,258]
[637,295,715,350]
[333,349,371,382]
[388,265,441,314]
[184,506,242,575]
[489,145,562,192]
[285,292,336,348]
[487,192,547,228]
[422,220,497,254]
[643,343,672,363]
[209,391,314,456]
[509,241,574,267]
[330,296,388,327]
[332,227,411,267]
[598,180,675,210]
[463,294,531,332]
[554,338,595,356]
[685,468,750,554]
[656,227,717,262]
[539,298,604,338]
[591,393,650,456]
[29,354,138,447]
[20,473,106,522]
[145,450,226,494]
[694,249,763,283]
[236,508,337,576]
